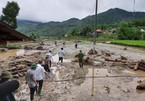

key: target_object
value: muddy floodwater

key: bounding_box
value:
[1,41,145,101]
[0,49,19,59]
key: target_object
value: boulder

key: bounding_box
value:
[35,46,43,50]
[136,84,145,90]
[24,45,33,50]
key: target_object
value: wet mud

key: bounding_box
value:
[0,41,145,101]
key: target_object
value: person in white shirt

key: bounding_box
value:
[46,50,53,68]
[35,60,47,96]
[58,48,65,63]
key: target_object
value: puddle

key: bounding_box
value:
[136,89,145,94]
[0,49,42,59]
[123,69,145,77]
[0,49,18,59]
[132,70,145,77]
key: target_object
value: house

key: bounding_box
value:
[0,21,33,45]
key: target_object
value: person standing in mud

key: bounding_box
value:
[58,48,65,64]
[46,50,53,68]
[54,40,57,46]
[63,42,65,45]
[77,50,84,68]
[25,63,37,101]
[44,55,51,73]
[35,60,48,96]
[74,43,78,49]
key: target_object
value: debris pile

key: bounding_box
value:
[88,49,97,55]
[0,48,7,52]
[134,60,145,71]
[1,52,43,79]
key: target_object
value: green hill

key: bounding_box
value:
[16,8,145,36]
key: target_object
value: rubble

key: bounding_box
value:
[88,49,97,55]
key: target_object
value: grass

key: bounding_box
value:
[4,45,21,49]
[111,40,145,48]
[64,34,118,42]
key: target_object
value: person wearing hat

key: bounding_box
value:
[0,71,16,101]
[25,63,37,101]
[77,50,85,68]
[0,71,12,83]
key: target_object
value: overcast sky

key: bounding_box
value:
[0,0,145,22]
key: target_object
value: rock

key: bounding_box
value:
[136,84,145,90]
[24,45,33,50]
[134,62,139,70]
[92,61,102,66]
[0,48,7,52]
[13,74,19,79]
[18,73,24,77]
[120,55,127,60]
[124,47,127,50]
[35,46,43,50]
[84,57,89,64]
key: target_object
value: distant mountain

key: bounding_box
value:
[16,8,145,36]
[81,8,145,25]
[17,20,42,34]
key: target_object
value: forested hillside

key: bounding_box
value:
[16,8,145,36]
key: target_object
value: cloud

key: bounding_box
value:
[0,0,145,22]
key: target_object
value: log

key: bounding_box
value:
[18,73,24,77]
[13,74,19,79]
[123,47,127,50]
[134,62,139,70]
[104,57,115,62]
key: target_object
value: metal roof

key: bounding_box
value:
[0,21,33,41]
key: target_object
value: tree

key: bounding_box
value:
[79,26,92,36]
[117,22,142,40]
[29,33,39,39]
[1,1,20,29]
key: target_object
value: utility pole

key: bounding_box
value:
[93,0,98,46]
[133,0,136,18]
[91,0,98,97]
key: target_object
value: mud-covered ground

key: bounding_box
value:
[1,40,145,101]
